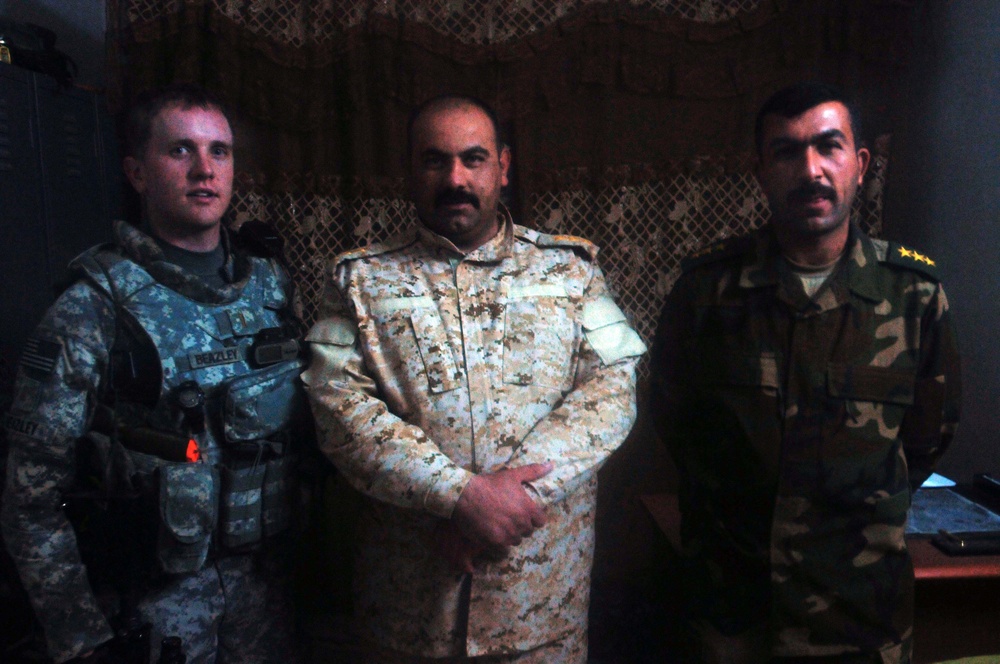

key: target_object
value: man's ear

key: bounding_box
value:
[855,147,871,185]
[123,156,146,194]
[499,145,511,188]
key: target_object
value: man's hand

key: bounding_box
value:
[435,520,484,573]
[452,462,553,549]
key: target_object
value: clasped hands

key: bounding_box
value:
[436,462,553,573]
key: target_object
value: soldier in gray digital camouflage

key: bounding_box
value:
[649,81,962,663]
[1,83,309,663]
[302,94,646,663]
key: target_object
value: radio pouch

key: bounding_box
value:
[222,359,306,444]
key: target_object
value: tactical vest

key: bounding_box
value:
[74,247,307,575]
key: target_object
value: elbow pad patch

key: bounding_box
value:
[582,296,647,365]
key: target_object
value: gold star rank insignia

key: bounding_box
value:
[885,242,940,280]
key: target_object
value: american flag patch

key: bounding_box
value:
[21,337,63,378]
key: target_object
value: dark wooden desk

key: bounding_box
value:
[640,494,1000,664]
[909,537,1000,663]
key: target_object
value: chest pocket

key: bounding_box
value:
[827,364,915,405]
[503,284,575,390]
[695,351,781,393]
[827,363,915,444]
[372,296,461,394]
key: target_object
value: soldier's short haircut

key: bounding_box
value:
[406,94,505,158]
[124,82,232,158]
[754,81,864,156]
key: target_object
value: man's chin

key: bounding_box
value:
[152,216,223,236]
[776,213,848,237]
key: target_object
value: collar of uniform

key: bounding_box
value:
[112,220,254,304]
[737,224,782,290]
[414,203,514,263]
[839,222,885,303]
[737,222,877,314]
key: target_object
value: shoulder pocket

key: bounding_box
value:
[307,316,357,346]
[582,296,646,365]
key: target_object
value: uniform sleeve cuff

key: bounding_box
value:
[423,467,474,518]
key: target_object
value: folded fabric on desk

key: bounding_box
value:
[907,487,1000,536]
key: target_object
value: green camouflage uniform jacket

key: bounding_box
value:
[1,221,296,662]
[649,222,961,662]
[303,210,645,658]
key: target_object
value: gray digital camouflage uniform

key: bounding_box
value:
[303,209,645,659]
[649,222,961,663]
[1,221,304,663]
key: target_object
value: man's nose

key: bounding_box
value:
[446,158,469,188]
[190,151,215,179]
[802,146,823,180]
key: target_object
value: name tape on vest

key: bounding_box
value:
[189,347,241,370]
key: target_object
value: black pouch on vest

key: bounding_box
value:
[262,455,296,537]
[156,463,219,574]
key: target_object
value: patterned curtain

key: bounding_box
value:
[107,0,914,377]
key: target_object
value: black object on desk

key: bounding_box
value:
[932,529,1000,556]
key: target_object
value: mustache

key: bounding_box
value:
[435,188,480,209]
[787,182,836,204]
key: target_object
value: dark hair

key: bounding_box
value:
[754,81,863,156]
[124,82,232,158]
[406,94,505,158]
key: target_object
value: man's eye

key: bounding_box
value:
[424,156,445,168]
[171,146,190,156]
[463,155,485,167]
[212,147,230,158]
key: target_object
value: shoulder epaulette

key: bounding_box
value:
[79,246,163,301]
[68,244,129,294]
[880,241,941,282]
[332,229,418,268]
[524,228,599,261]
[56,243,125,292]
[681,235,752,272]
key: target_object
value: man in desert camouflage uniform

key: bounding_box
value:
[303,95,645,663]
[649,81,961,663]
[1,84,305,663]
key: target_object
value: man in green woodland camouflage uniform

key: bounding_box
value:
[303,95,646,663]
[1,84,307,663]
[649,81,961,663]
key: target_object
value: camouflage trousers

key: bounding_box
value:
[362,628,587,664]
[133,544,301,664]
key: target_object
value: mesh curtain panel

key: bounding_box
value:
[108,0,914,377]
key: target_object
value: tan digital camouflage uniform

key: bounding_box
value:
[649,223,961,663]
[303,209,645,659]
